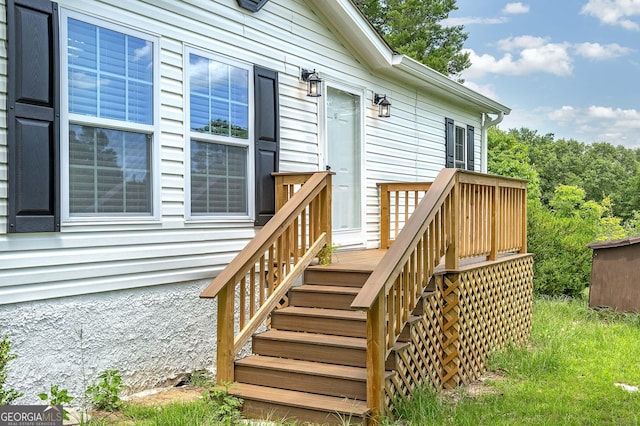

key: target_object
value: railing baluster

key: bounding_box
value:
[240,276,246,329]
[521,189,528,253]
[259,254,266,305]
[394,191,400,240]
[404,190,410,224]
[250,265,256,318]
[268,245,275,295]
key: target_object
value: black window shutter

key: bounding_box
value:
[7,0,60,233]
[253,66,279,226]
[445,117,454,168]
[466,125,475,171]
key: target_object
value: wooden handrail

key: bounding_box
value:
[353,169,527,418]
[200,171,332,384]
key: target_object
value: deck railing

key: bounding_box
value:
[351,169,527,417]
[200,172,332,384]
[377,182,432,249]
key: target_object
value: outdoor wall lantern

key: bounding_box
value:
[374,93,391,117]
[301,69,322,97]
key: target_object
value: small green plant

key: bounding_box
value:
[86,369,123,411]
[187,369,214,387]
[203,383,242,423]
[0,332,23,405]
[318,243,339,266]
[38,385,74,420]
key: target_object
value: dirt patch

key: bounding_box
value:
[122,385,206,407]
[441,371,505,403]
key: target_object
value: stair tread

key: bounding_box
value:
[292,284,361,294]
[255,329,407,351]
[275,306,366,320]
[236,355,367,380]
[255,329,366,349]
[229,383,370,415]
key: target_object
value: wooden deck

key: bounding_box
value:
[310,248,387,272]
[201,169,532,424]
[310,248,522,274]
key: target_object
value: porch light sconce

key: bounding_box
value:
[374,94,391,117]
[301,69,322,97]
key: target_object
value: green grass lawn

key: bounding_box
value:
[88,296,640,425]
[390,296,640,426]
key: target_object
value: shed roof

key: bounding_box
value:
[588,237,640,250]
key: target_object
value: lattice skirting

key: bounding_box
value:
[385,254,534,413]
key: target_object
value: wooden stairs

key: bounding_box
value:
[202,170,533,424]
[228,265,395,425]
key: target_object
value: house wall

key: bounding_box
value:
[0,0,485,401]
[0,280,220,403]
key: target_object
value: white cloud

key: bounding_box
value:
[464,35,631,79]
[462,81,499,100]
[133,43,152,62]
[463,41,573,78]
[581,0,640,30]
[548,106,577,121]
[574,42,633,59]
[503,2,530,14]
[587,105,640,121]
[497,35,549,51]
[545,104,640,146]
[443,16,508,26]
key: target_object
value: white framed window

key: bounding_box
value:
[185,48,254,220]
[455,125,466,169]
[61,10,159,221]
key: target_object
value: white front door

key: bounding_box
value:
[325,85,364,248]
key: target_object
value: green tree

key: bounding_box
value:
[487,127,541,201]
[487,128,629,297]
[355,0,470,78]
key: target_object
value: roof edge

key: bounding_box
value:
[394,56,511,115]
[313,0,510,115]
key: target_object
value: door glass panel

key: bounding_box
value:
[327,87,361,232]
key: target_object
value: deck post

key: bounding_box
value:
[489,183,500,261]
[274,175,286,212]
[519,188,528,253]
[321,174,332,251]
[445,178,459,270]
[366,294,386,419]
[379,184,390,249]
[216,285,235,384]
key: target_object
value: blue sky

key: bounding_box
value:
[447,1,640,148]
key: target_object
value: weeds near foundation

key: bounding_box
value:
[186,369,215,387]
[86,369,124,412]
[203,383,242,423]
[0,332,23,404]
[38,385,74,420]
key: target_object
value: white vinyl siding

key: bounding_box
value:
[0,0,488,304]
